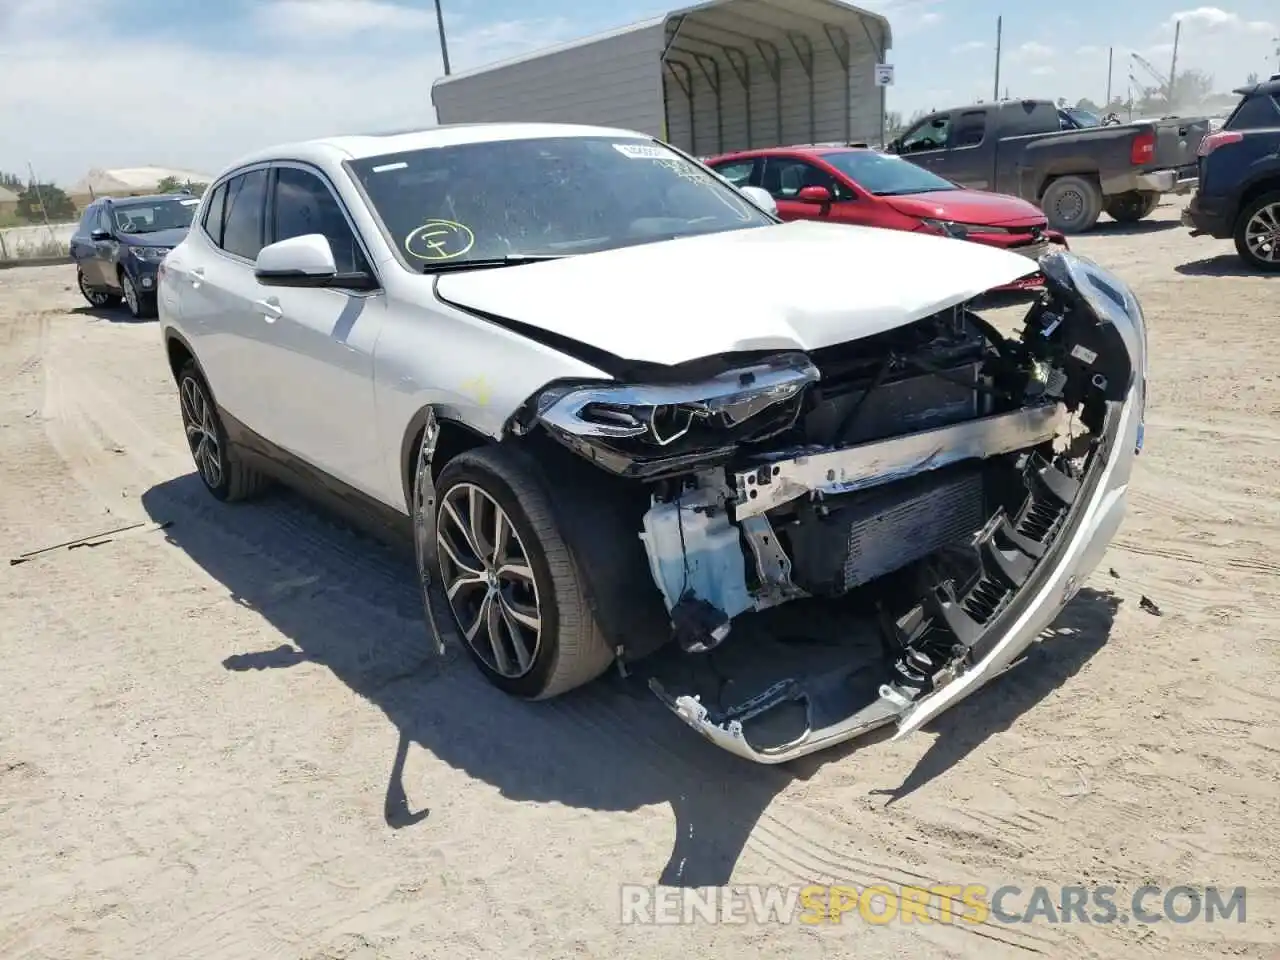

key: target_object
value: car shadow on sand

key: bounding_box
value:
[69,304,153,323]
[1175,255,1275,278]
[1090,217,1180,236]
[141,473,1119,887]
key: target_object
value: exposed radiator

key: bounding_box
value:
[784,467,987,596]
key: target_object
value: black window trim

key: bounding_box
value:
[267,159,382,293]
[198,160,272,265]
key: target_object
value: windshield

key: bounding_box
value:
[347,136,773,268]
[112,198,198,234]
[819,150,958,196]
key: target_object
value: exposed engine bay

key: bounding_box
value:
[522,251,1145,762]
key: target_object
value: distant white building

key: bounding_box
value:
[69,166,213,197]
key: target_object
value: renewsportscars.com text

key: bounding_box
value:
[619,883,1247,926]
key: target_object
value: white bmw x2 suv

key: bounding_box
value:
[158,123,1147,763]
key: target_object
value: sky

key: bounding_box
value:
[1,0,1277,185]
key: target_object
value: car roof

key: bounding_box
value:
[107,192,193,204]
[217,122,656,177]
[707,145,875,162]
[1232,76,1280,98]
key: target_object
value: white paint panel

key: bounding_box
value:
[432,25,667,136]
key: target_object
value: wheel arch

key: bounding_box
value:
[1233,173,1280,229]
[399,405,492,513]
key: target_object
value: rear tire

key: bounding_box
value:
[1233,191,1280,272]
[1105,191,1159,223]
[176,360,270,502]
[1041,176,1103,234]
[77,267,121,309]
[431,445,615,700]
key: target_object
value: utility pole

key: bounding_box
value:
[1273,36,1279,73]
[433,0,451,75]
[1167,18,1180,109]
[1105,46,1113,105]
[993,16,1003,100]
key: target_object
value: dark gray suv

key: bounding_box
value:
[70,193,200,318]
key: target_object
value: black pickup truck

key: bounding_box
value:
[885,99,1208,233]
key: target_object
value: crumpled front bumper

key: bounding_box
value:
[652,262,1146,764]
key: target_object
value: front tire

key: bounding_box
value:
[1233,191,1280,272]
[77,268,121,309]
[431,445,615,700]
[176,360,270,502]
[1041,175,1103,234]
[120,269,157,319]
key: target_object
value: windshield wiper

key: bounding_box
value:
[421,254,563,274]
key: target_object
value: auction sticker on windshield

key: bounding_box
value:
[405,219,475,261]
[613,143,671,160]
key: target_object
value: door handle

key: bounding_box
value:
[254,298,283,322]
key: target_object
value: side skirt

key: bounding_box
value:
[220,408,414,558]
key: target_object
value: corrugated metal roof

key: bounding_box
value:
[433,0,891,88]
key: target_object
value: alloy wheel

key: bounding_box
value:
[1244,202,1280,264]
[79,271,110,307]
[179,376,223,489]
[122,273,139,315]
[436,481,541,678]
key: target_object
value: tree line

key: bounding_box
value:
[1,173,207,227]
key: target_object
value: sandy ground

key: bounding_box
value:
[1,200,1277,960]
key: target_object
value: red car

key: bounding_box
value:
[704,145,1067,289]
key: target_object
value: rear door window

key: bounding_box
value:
[952,110,987,147]
[220,169,268,260]
[1225,94,1280,131]
[75,205,98,237]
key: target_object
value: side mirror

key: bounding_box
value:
[738,185,778,217]
[796,185,832,205]
[90,229,111,241]
[254,233,376,290]
[885,138,901,154]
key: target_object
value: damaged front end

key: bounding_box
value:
[526,250,1147,763]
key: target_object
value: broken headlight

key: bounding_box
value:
[534,352,820,479]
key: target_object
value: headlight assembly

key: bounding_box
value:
[130,246,169,262]
[535,353,820,479]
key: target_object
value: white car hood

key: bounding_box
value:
[434,220,1038,368]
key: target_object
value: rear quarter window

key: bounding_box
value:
[1226,94,1280,131]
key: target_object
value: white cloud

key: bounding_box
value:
[0,0,582,184]
[918,11,942,27]
[1075,45,1103,56]
[1009,41,1055,63]
[1030,65,1056,77]
[251,0,435,37]
[951,40,986,54]
[1165,7,1276,34]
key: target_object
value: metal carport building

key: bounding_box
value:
[430,0,893,155]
